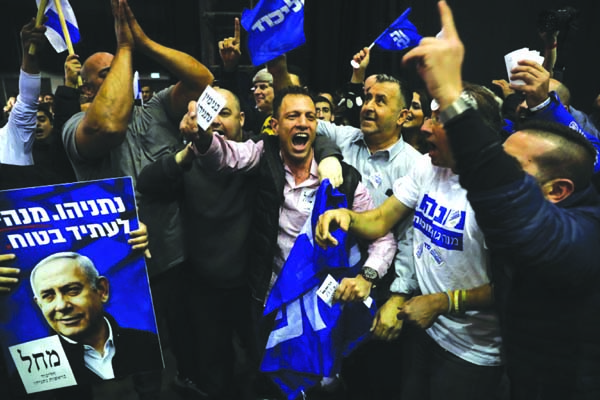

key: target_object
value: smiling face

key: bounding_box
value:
[211,88,245,142]
[33,257,108,344]
[272,94,317,166]
[252,81,274,114]
[404,92,425,130]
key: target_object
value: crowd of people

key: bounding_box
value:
[1,0,600,399]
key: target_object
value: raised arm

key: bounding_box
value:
[266,54,294,93]
[350,47,371,85]
[124,0,213,118]
[0,18,45,165]
[75,0,135,159]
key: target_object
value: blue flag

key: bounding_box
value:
[36,0,81,53]
[261,180,376,400]
[373,7,421,51]
[241,0,306,66]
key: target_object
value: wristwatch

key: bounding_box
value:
[438,91,478,125]
[360,267,379,283]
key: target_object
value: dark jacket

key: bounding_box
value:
[60,313,162,385]
[247,135,362,302]
[447,108,600,399]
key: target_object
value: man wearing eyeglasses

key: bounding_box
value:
[316,83,506,400]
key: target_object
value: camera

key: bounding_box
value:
[536,6,579,34]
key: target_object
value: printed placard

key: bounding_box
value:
[196,85,226,130]
[0,177,163,395]
[9,336,77,394]
[317,274,339,306]
[316,274,373,308]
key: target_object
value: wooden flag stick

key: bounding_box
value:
[53,0,82,87]
[53,0,75,55]
[28,0,50,55]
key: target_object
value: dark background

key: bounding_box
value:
[1,0,598,113]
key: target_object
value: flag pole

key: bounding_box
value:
[28,0,50,55]
[53,0,82,87]
[350,28,390,69]
[53,0,75,55]
[350,42,376,69]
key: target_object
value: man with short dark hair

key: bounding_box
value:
[315,95,335,122]
[30,252,162,384]
[140,85,154,104]
[187,85,395,308]
[402,2,600,398]
[316,72,421,398]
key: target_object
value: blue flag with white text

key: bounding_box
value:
[373,7,421,51]
[261,180,376,400]
[241,0,306,66]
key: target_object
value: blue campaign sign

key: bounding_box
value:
[0,177,162,394]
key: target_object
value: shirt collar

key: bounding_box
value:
[60,316,114,351]
[351,134,408,161]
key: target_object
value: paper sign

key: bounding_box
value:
[317,274,339,306]
[196,85,226,130]
[504,47,545,86]
[9,336,77,394]
[317,274,374,308]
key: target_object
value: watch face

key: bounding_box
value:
[362,267,378,281]
[460,91,478,108]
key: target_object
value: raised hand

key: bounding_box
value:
[180,100,200,141]
[219,18,242,70]
[122,0,151,50]
[112,0,134,50]
[64,54,82,88]
[402,1,464,110]
[509,60,550,108]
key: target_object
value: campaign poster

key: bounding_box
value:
[0,177,163,395]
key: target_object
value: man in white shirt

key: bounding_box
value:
[0,19,46,165]
[316,84,505,400]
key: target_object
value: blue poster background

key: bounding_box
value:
[0,177,158,377]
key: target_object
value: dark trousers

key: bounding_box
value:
[399,325,503,400]
[341,336,404,400]
[185,275,258,400]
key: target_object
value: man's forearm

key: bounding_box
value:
[145,41,212,88]
[84,48,133,136]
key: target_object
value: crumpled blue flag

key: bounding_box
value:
[241,0,306,66]
[36,0,81,53]
[261,179,376,400]
[373,7,421,51]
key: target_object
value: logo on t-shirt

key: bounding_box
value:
[413,194,466,251]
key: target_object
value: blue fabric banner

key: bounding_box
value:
[374,7,422,51]
[241,0,306,66]
[261,179,375,399]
